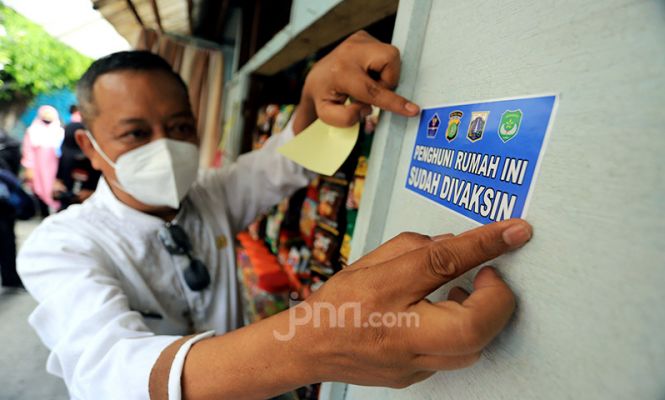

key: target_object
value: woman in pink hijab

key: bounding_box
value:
[21,105,64,214]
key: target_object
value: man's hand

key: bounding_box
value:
[181,219,531,399]
[299,218,532,388]
[294,30,420,133]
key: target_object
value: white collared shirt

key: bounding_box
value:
[18,124,311,399]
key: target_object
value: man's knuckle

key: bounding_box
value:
[365,80,382,99]
[336,39,356,56]
[351,30,369,39]
[329,61,344,75]
[426,245,460,281]
[386,44,400,59]
[476,233,500,257]
[396,231,431,246]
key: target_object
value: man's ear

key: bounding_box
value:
[75,129,103,171]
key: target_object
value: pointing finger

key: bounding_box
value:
[338,70,419,117]
[383,219,531,300]
[348,232,455,271]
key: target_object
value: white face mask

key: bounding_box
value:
[86,131,199,208]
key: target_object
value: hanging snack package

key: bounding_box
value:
[355,153,369,177]
[317,181,346,229]
[285,247,302,271]
[297,246,312,276]
[310,261,335,279]
[247,217,263,241]
[299,179,320,247]
[264,104,279,135]
[346,110,375,207]
[300,198,317,247]
[264,209,280,254]
[311,227,340,269]
[278,230,301,266]
[265,198,288,254]
[345,172,366,210]
[339,209,358,265]
[253,106,270,150]
[339,233,352,266]
[350,172,366,210]
[272,104,295,135]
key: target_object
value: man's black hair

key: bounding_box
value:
[63,122,85,150]
[76,51,189,126]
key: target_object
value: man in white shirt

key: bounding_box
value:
[18,31,533,399]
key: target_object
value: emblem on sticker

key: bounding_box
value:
[427,113,441,138]
[445,111,463,142]
[498,110,523,142]
[467,111,489,142]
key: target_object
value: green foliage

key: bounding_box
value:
[0,4,92,102]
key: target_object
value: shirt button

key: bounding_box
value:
[216,234,227,249]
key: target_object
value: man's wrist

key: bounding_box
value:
[272,305,329,385]
[179,308,327,399]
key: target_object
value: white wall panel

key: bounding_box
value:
[341,1,665,399]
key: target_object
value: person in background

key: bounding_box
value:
[0,128,35,288]
[0,127,21,176]
[21,105,64,215]
[53,122,100,210]
[69,104,82,123]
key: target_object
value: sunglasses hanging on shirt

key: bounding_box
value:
[159,223,211,291]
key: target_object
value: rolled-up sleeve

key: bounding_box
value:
[18,223,184,399]
[197,112,315,233]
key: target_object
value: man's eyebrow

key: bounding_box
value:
[168,111,195,119]
[116,118,147,126]
[114,111,194,127]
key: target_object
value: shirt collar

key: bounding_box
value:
[93,177,178,231]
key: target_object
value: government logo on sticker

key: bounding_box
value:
[445,110,463,142]
[427,113,441,138]
[467,111,489,142]
[498,110,523,142]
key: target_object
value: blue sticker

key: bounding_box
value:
[405,94,558,225]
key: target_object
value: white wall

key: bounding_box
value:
[332,0,665,399]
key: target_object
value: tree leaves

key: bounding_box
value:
[0,4,92,102]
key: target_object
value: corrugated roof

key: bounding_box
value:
[90,0,204,46]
